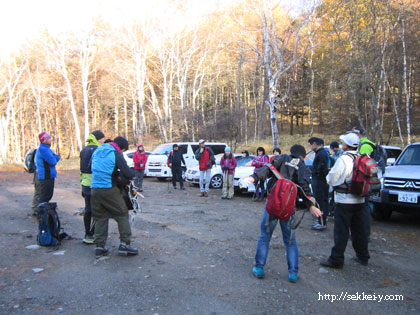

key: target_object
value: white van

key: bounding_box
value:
[146,142,228,180]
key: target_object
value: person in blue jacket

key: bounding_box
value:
[90,136,137,259]
[35,132,60,204]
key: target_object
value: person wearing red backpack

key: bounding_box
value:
[321,132,370,269]
[168,144,186,190]
[133,144,148,192]
[240,145,322,283]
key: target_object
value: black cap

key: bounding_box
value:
[173,144,178,148]
[330,141,339,149]
[113,136,129,151]
[91,130,105,141]
[242,150,249,156]
[352,126,365,135]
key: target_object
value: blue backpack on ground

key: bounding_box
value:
[37,202,63,246]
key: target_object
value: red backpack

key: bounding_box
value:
[349,154,381,197]
[166,151,174,167]
[265,164,298,220]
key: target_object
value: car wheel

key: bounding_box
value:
[210,174,223,189]
[370,203,392,221]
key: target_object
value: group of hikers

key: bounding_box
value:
[30,125,379,283]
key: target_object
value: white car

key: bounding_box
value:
[185,154,251,189]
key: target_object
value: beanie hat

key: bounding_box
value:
[38,132,51,143]
[225,146,232,152]
[330,141,339,149]
[113,136,129,151]
[173,144,179,148]
[290,144,306,159]
[137,143,144,149]
[91,130,105,141]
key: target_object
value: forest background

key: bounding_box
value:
[1,0,419,164]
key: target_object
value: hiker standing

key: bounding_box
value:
[269,147,281,162]
[35,132,60,204]
[90,137,138,258]
[241,145,322,283]
[80,130,105,244]
[220,147,237,200]
[329,141,343,167]
[321,132,370,268]
[251,147,269,201]
[195,139,215,197]
[133,144,148,192]
[308,137,329,231]
[168,144,186,190]
[352,127,375,156]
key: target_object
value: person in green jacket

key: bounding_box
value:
[80,130,105,244]
[352,127,375,156]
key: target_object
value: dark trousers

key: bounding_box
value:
[312,177,329,225]
[91,186,132,248]
[82,185,94,236]
[330,203,370,265]
[39,178,55,203]
[172,167,184,188]
[32,173,41,214]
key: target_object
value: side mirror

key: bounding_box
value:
[386,158,396,166]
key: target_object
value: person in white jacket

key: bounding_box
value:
[320,132,370,268]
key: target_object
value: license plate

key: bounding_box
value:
[398,192,418,204]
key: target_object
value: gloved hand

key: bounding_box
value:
[140,164,144,168]
[206,162,211,167]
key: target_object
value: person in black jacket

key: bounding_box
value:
[79,130,105,244]
[240,145,322,283]
[168,144,186,190]
[309,137,329,231]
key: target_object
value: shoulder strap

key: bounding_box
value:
[266,163,284,180]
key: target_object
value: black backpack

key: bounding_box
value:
[24,149,37,173]
[37,202,66,246]
[360,142,387,173]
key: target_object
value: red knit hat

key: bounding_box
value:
[38,132,51,143]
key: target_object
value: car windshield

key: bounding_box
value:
[237,156,253,167]
[397,145,420,165]
[152,144,172,155]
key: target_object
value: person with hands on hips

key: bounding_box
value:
[240,145,322,283]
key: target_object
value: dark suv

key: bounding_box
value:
[370,143,420,220]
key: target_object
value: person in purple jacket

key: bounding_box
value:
[220,147,237,200]
[251,147,269,201]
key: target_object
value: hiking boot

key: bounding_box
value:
[118,243,138,256]
[82,235,95,245]
[95,247,109,259]
[320,259,343,269]
[352,257,368,266]
[288,274,299,283]
[200,192,205,197]
[221,196,227,199]
[204,192,209,197]
[227,196,233,200]
[252,267,264,279]
[311,223,327,231]
[181,187,185,191]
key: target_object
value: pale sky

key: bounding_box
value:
[0,0,307,58]
[0,0,229,58]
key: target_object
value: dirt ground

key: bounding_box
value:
[0,169,419,315]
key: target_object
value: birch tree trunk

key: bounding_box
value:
[401,16,411,144]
